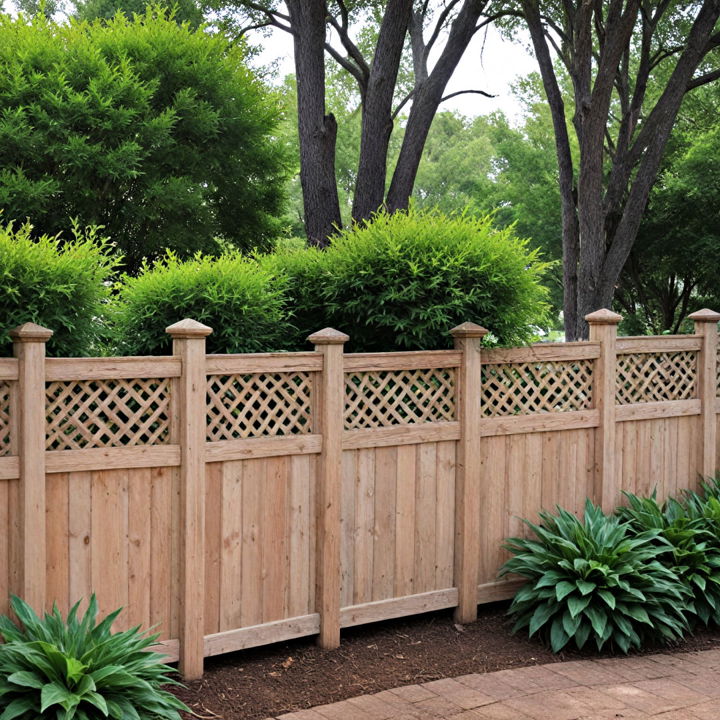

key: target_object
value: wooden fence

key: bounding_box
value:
[0,308,718,679]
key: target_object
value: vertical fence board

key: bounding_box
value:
[46,473,69,615]
[204,461,223,635]
[414,443,436,595]
[372,446,397,602]
[394,445,416,598]
[435,441,456,590]
[220,460,243,632]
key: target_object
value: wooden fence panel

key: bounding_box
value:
[339,440,456,617]
[203,455,317,636]
[477,428,596,587]
[44,465,181,643]
[616,416,702,502]
[1,312,719,679]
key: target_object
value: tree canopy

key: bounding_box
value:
[0,11,287,272]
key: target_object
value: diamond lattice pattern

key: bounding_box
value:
[616,351,696,405]
[344,369,456,429]
[482,361,594,416]
[46,379,171,450]
[0,382,10,456]
[206,373,312,441]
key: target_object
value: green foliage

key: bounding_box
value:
[0,595,188,720]
[500,501,689,653]
[73,0,204,28]
[110,252,292,355]
[0,11,287,273]
[617,492,720,627]
[0,222,117,357]
[271,207,552,352]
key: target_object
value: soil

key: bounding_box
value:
[171,602,720,720]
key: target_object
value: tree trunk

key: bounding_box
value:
[385,0,487,213]
[352,0,413,222]
[287,0,342,247]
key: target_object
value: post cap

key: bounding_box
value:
[307,327,349,345]
[165,318,213,338]
[688,308,720,323]
[9,322,53,343]
[584,309,623,325]
[450,322,489,339]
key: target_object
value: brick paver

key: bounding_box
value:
[270,649,720,720]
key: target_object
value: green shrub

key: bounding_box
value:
[617,491,720,627]
[110,251,292,355]
[0,11,287,273]
[0,595,188,719]
[269,207,552,351]
[500,500,689,653]
[0,222,117,357]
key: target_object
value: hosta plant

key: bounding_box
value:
[500,500,689,653]
[0,595,188,719]
[617,491,720,627]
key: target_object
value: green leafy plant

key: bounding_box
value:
[0,595,188,719]
[500,500,689,653]
[617,491,720,627]
[268,207,552,351]
[109,250,292,355]
[0,221,118,357]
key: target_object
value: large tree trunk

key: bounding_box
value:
[385,0,487,213]
[352,0,413,222]
[287,0,342,247]
[522,0,580,339]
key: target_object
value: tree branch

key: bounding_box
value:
[686,67,720,91]
[423,0,463,61]
[439,89,495,103]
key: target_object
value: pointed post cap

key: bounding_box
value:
[165,318,213,338]
[584,309,623,325]
[307,327,349,345]
[450,322,489,339]
[688,308,720,323]
[9,322,53,343]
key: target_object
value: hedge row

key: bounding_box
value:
[1,208,552,356]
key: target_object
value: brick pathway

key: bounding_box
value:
[266,649,720,720]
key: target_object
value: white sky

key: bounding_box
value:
[255,24,537,121]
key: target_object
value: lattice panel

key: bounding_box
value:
[0,382,10,456]
[206,373,312,441]
[616,351,697,405]
[46,379,171,450]
[344,369,456,429]
[482,361,593,416]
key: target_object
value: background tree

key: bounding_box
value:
[0,11,287,272]
[218,1,497,245]
[515,0,720,339]
[72,0,204,26]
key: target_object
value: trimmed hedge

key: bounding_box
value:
[269,207,552,351]
[0,222,117,356]
[109,251,292,355]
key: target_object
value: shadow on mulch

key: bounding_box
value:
[171,601,720,720]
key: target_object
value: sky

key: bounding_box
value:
[255,23,538,121]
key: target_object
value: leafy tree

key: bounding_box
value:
[0,11,287,273]
[514,0,720,338]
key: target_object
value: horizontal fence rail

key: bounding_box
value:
[0,310,719,679]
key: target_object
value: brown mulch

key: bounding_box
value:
[172,601,720,720]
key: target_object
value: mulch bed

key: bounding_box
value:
[172,601,720,720]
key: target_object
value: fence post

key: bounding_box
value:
[166,319,212,681]
[308,327,348,649]
[450,322,488,623]
[10,323,52,613]
[689,309,720,480]
[586,309,622,512]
